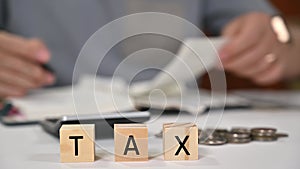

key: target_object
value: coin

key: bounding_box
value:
[158,127,288,145]
[199,129,220,138]
[199,130,216,142]
[276,133,289,138]
[199,128,228,137]
[227,138,252,144]
[199,128,228,146]
[215,129,229,137]
[231,127,250,134]
[252,136,277,142]
[199,137,227,146]
[251,127,277,137]
[214,129,228,133]
[226,132,251,139]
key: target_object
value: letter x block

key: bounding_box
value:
[60,124,95,163]
[114,124,148,162]
[163,123,198,161]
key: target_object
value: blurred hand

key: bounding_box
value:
[219,12,287,85]
[0,31,55,98]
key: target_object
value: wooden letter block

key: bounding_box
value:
[163,123,198,161]
[114,124,148,162]
[60,124,95,163]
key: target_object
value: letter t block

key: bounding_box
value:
[60,124,95,163]
[114,124,148,162]
[163,123,198,161]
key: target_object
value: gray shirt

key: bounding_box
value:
[0,0,276,85]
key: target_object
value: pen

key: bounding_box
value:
[42,64,55,74]
[0,101,13,117]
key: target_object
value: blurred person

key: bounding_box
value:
[0,0,297,98]
[220,13,300,86]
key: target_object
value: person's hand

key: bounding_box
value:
[0,31,55,98]
[219,12,287,85]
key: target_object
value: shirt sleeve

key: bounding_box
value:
[203,0,278,35]
[0,0,8,30]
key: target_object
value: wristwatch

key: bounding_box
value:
[270,15,292,44]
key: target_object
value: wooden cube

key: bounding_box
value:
[114,124,148,162]
[60,124,95,163]
[163,123,198,161]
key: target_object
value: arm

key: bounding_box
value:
[204,0,299,85]
[203,0,277,35]
[281,23,300,80]
[0,1,54,98]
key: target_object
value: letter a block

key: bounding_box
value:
[163,123,198,161]
[114,124,148,162]
[60,124,95,162]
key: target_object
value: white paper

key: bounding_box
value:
[130,37,226,96]
[129,37,227,114]
[9,76,135,121]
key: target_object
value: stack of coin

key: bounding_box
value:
[155,127,288,146]
[225,128,252,144]
[198,128,228,146]
[250,127,288,141]
[251,127,277,141]
[231,127,250,134]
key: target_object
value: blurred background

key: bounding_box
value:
[201,0,300,90]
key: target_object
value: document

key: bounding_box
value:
[130,37,226,96]
[9,76,135,121]
[5,37,249,123]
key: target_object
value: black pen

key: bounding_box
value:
[41,64,54,74]
[0,101,12,117]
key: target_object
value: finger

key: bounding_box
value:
[220,19,267,61]
[0,67,40,89]
[223,31,275,77]
[237,36,278,77]
[253,62,284,85]
[27,38,51,63]
[0,81,26,98]
[0,32,50,63]
[0,51,55,85]
[222,17,244,37]
[220,26,264,61]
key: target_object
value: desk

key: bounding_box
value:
[1,108,299,169]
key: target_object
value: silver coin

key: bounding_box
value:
[276,133,289,138]
[252,132,276,137]
[227,138,252,144]
[215,129,229,137]
[231,127,250,134]
[215,129,229,133]
[251,127,277,135]
[200,128,228,137]
[199,137,227,146]
[199,129,226,144]
[202,128,217,134]
[199,129,219,139]
[226,132,251,139]
[201,128,227,133]
[252,136,277,142]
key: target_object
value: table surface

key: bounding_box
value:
[1,108,299,169]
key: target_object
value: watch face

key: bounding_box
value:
[271,16,291,44]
